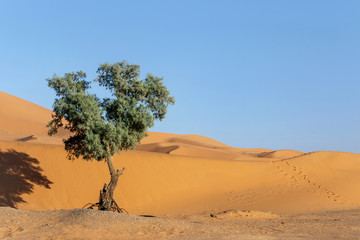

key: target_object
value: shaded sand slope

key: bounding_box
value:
[137,132,238,160]
[1,91,360,216]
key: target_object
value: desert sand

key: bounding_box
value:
[1,90,360,239]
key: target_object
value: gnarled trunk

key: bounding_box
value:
[98,156,124,211]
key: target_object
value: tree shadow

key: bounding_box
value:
[0,149,53,208]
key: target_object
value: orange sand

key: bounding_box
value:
[1,90,360,217]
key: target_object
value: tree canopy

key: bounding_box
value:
[47,61,175,161]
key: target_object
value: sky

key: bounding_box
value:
[0,1,359,153]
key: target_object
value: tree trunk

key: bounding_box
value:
[98,156,124,211]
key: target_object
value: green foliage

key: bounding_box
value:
[47,61,175,161]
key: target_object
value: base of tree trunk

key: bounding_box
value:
[83,158,126,213]
[82,183,127,213]
[83,200,127,213]
[82,200,127,213]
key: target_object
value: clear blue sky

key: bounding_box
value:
[1,1,359,153]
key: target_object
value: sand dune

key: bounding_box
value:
[0,91,68,145]
[1,91,360,219]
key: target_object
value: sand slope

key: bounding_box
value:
[1,91,360,217]
[0,91,68,144]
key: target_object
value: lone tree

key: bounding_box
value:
[47,61,175,212]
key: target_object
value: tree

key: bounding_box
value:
[47,61,175,212]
